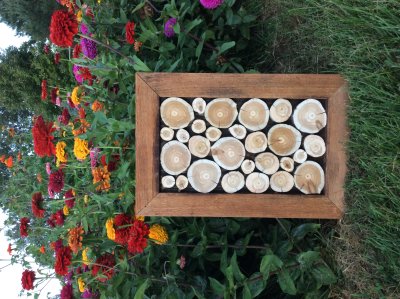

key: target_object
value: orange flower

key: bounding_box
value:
[68,226,84,254]
[8,128,15,138]
[72,119,90,136]
[5,156,13,168]
[0,155,5,163]
[17,152,22,162]
[36,173,43,183]
[92,165,111,191]
[78,107,86,119]
[91,100,104,112]
[39,245,45,254]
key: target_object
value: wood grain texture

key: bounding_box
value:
[135,74,160,214]
[138,73,345,99]
[134,73,348,219]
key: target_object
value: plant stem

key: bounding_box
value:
[171,243,269,250]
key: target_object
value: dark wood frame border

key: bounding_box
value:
[135,73,348,219]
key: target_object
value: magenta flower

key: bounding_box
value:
[46,162,51,175]
[90,148,100,169]
[164,18,177,38]
[200,0,224,9]
[80,38,97,59]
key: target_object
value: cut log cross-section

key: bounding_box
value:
[304,135,326,157]
[268,124,301,156]
[270,98,292,123]
[206,127,222,142]
[176,175,189,191]
[191,119,206,134]
[245,132,268,154]
[221,171,245,193]
[192,97,206,115]
[205,98,238,128]
[270,171,294,192]
[294,161,325,194]
[160,141,191,175]
[211,137,245,170]
[255,152,280,175]
[160,127,174,141]
[188,159,222,193]
[160,97,194,129]
[189,136,211,158]
[239,98,269,131]
[246,172,269,193]
[293,99,327,133]
[176,129,190,143]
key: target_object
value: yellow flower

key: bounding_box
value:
[84,195,89,204]
[73,138,89,160]
[82,247,90,265]
[78,277,85,293]
[149,224,169,245]
[56,141,67,164]
[76,10,83,23]
[105,218,115,240]
[135,216,145,222]
[71,86,81,105]
[62,130,67,138]
[63,205,69,216]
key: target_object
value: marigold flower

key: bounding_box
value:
[149,224,169,245]
[48,169,65,193]
[63,205,69,216]
[17,152,22,161]
[84,194,89,204]
[32,116,56,157]
[91,253,115,282]
[105,218,115,240]
[135,216,145,222]
[200,0,224,9]
[134,40,143,52]
[82,247,90,265]
[39,245,46,254]
[32,192,45,218]
[73,137,89,160]
[7,243,12,255]
[71,86,81,105]
[68,226,84,254]
[91,100,104,112]
[127,220,149,254]
[78,277,85,292]
[20,217,29,237]
[92,165,111,191]
[21,269,35,290]
[54,245,72,275]
[164,18,177,38]
[41,80,47,100]
[56,141,68,165]
[76,10,83,22]
[64,189,76,208]
[49,10,78,47]
[0,155,5,163]
[5,156,13,168]
[36,173,43,183]
[125,21,135,44]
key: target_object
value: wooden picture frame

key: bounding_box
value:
[135,73,348,219]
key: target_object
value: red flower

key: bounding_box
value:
[20,217,29,237]
[60,283,73,299]
[49,10,78,47]
[41,80,47,100]
[64,189,75,208]
[49,210,65,227]
[51,87,59,104]
[127,220,149,254]
[125,21,135,44]
[114,214,133,245]
[43,44,50,54]
[48,169,65,193]
[60,108,71,125]
[21,269,35,290]
[7,243,12,255]
[91,253,115,282]
[72,43,81,58]
[54,246,72,276]
[32,192,45,218]
[54,52,61,64]
[50,239,63,251]
[32,116,56,157]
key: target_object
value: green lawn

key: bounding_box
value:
[251,0,400,297]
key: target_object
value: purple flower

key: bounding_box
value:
[80,23,89,35]
[60,283,73,299]
[81,38,97,59]
[64,271,73,284]
[164,18,177,38]
[90,148,100,169]
[73,64,84,84]
[82,289,97,298]
[200,0,224,9]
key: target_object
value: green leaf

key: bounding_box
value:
[120,8,128,23]
[219,41,236,54]
[209,277,225,295]
[225,265,235,290]
[230,251,246,282]
[242,283,252,299]
[277,269,297,295]
[297,251,321,269]
[133,55,152,72]
[247,273,267,297]
[184,19,203,34]
[291,223,320,241]
[260,254,283,278]
[311,264,337,285]
[134,279,150,299]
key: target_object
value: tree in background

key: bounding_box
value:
[0,0,60,41]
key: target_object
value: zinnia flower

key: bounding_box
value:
[82,289,95,298]
[125,21,135,44]
[80,23,89,35]
[20,217,29,237]
[64,189,75,208]
[73,43,82,58]
[32,116,56,157]
[127,219,149,254]
[91,100,103,112]
[5,156,13,168]
[49,10,78,47]
[164,18,177,38]
[56,141,68,165]
[89,148,99,168]
[60,108,71,126]
[60,283,73,299]
[179,255,186,269]
[91,253,115,282]
[200,0,224,9]
[41,80,47,100]
[48,210,65,227]
[105,218,115,240]
[74,137,90,160]
[73,65,93,84]
[81,38,97,59]
[21,269,35,290]
[113,214,132,245]
[71,86,81,105]
[54,245,72,276]
[54,52,61,64]
[43,44,50,54]
[92,165,111,191]
[149,224,168,245]
[68,226,84,254]
[48,169,65,193]
[31,192,45,218]
[51,87,59,104]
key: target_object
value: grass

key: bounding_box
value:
[249,0,400,297]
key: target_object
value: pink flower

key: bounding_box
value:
[46,162,51,175]
[200,0,224,9]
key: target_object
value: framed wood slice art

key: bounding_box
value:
[135,73,348,219]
